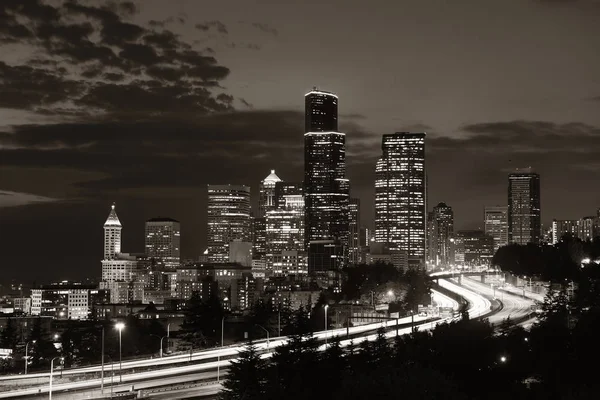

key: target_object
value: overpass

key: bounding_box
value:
[430,270,502,285]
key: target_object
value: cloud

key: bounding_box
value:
[0,110,373,195]
[0,190,58,208]
[0,0,233,118]
[251,23,278,36]
[195,21,228,34]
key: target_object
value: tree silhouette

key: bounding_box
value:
[220,341,266,400]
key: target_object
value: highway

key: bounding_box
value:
[460,277,535,326]
[0,282,487,399]
[0,312,434,383]
[1,289,457,386]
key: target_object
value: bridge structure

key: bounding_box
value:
[429,270,503,285]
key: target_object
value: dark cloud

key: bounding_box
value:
[0,61,84,110]
[251,22,278,36]
[101,21,146,46]
[0,0,232,117]
[103,72,125,82]
[240,98,253,108]
[195,21,228,34]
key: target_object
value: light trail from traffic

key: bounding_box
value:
[0,283,488,399]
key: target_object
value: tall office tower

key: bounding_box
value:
[551,219,578,244]
[259,170,282,217]
[103,203,122,260]
[484,206,508,252]
[508,169,541,245]
[375,133,427,268]
[304,88,350,274]
[428,202,454,268]
[145,218,181,269]
[348,198,361,265]
[252,216,267,262]
[207,185,252,263]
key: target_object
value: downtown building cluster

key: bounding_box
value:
[5,88,600,326]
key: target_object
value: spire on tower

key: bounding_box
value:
[104,203,122,227]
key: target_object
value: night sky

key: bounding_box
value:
[1,0,600,283]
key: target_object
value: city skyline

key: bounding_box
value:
[1,0,600,281]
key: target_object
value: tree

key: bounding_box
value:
[59,323,77,368]
[29,317,57,368]
[0,318,18,350]
[220,341,266,400]
[182,291,224,346]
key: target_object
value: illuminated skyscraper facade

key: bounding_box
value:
[304,88,349,274]
[428,202,454,268]
[207,185,251,264]
[484,206,508,251]
[103,203,122,260]
[145,218,181,269]
[348,198,361,265]
[508,170,541,245]
[375,133,426,268]
[259,170,282,217]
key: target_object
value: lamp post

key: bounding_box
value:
[105,354,115,398]
[166,322,171,355]
[150,335,167,358]
[217,317,225,383]
[324,305,329,345]
[48,356,63,400]
[100,326,104,394]
[24,340,36,375]
[115,322,125,383]
[256,324,269,347]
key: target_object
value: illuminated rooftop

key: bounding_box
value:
[104,203,122,227]
[263,169,282,183]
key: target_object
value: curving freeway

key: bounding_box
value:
[459,277,535,326]
[0,283,489,399]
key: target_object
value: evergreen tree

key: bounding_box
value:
[220,341,266,400]
[289,304,311,335]
[319,335,346,397]
[371,327,392,365]
[29,317,57,368]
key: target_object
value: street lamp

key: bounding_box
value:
[499,355,507,363]
[255,324,269,347]
[48,356,64,400]
[166,322,171,354]
[324,305,329,345]
[115,322,125,383]
[24,340,36,375]
[150,334,167,358]
[100,326,105,394]
[217,317,225,383]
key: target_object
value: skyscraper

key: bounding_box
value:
[103,203,122,260]
[484,206,508,251]
[348,198,361,265]
[145,217,181,269]
[207,185,252,263]
[304,88,349,274]
[508,169,541,245]
[428,202,454,268]
[259,170,282,217]
[375,133,427,268]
